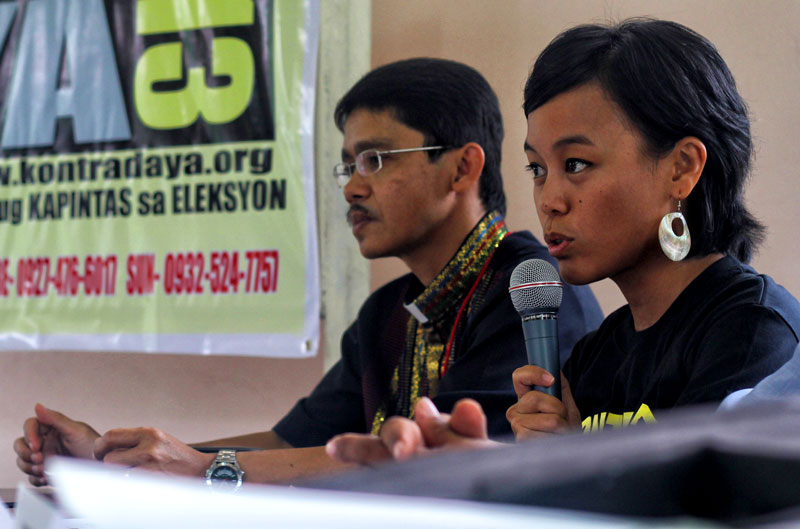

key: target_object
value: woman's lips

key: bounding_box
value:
[546,234,572,257]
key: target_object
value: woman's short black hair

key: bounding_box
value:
[524,18,763,262]
[335,58,506,216]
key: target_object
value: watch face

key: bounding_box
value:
[208,463,242,491]
[211,465,239,482]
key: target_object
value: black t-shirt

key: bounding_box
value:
[274,231,604,446]
[565,256,800,432]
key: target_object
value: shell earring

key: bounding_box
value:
[659,199,691,261]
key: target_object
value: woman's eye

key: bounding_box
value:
[525,163,546,180]
[565,159,592,173]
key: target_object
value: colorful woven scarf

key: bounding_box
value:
[370,211,508,434]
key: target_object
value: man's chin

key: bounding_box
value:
[358,246,390,260]
[355,240,394,260]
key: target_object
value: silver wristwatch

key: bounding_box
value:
[205,449,244,491]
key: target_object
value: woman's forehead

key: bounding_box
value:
[525,84,634,149]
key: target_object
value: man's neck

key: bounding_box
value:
[402,207,488,286]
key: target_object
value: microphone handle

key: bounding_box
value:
[521,316,561,399]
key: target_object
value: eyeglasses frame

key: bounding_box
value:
[333,145,449,188]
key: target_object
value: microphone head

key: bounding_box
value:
[508,258,563,316]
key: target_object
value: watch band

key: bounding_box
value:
[215,449,238,467]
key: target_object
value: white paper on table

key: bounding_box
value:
[46,457,710,529]
[0,496,11,529]
[12,485,65,529]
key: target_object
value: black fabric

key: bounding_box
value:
[565,256,800,428]
[274,231,604,447]
[302,399,800,524]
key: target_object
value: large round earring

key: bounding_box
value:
[659,200,691,261]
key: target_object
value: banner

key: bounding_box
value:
[0,0,320,357]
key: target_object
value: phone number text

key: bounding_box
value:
[0,250,280,298]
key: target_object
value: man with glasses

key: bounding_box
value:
[14,58,602,485]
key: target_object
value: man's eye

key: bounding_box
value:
[363,152,381,169]
[565,159,592,173]
[525,163,546,179]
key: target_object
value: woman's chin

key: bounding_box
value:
[557,262,597,286]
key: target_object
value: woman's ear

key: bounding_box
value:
[669,136,707,199]
[452,142,485,192]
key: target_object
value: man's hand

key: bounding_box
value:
[506,366,581,441]
[93,427,215,477]
[14,404,101,486]
[326,397,498,466]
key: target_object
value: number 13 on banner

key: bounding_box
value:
[134,0,255,130]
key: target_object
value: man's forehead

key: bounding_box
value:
[340,108,423,157]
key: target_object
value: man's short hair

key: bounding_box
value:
[335,58,506,216]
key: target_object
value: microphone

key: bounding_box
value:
[508,259,563,399]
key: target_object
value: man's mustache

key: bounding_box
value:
[346,205,372,225]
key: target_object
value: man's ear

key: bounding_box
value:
[668,136,707,200]
[451,142,485,193]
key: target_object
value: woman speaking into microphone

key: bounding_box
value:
[327,18,800,462]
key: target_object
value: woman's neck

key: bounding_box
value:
[614,253,724,331]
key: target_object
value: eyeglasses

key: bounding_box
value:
[333,146,448,188]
